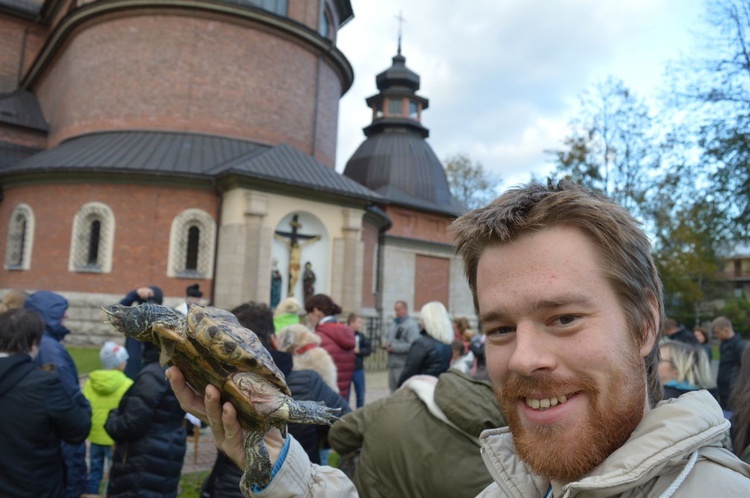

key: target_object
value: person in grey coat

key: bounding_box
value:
[382,300,420,392]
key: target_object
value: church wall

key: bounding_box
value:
[215,187,364,310]
[0,14,47,93]
[385,205,454,245]
[32,13,343,166]
[414,254,450,309]
[0,123,47,149]
[0,181,217,298]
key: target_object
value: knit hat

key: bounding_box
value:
[100,341,129,370]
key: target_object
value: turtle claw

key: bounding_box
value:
[240,431,273,492]
[158,337,176,366]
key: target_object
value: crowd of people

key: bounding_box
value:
[3,180,750,497]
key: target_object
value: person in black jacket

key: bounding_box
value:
[105,342,186,498]
[0,308,91,498]
[397,301,454,388]
[199,301,350,498]
[713,316,748,410]
[347,312,372,408]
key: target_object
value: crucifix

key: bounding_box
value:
[395,10,406,55]
[274,214,321,298]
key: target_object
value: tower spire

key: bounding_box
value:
[395,10,406,55]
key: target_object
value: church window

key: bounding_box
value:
[70,202,115,273]
[409,100,419,119]
[388,98,403,116]
[168,209,216,279]
[320,5,331,38]
[4,204,34,270]
[249,0,287,16]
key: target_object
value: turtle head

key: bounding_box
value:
[105,303,184,342]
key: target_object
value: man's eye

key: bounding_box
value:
[487,326,515,336]
[554,315,578,326]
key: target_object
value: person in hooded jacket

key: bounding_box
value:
[329,369,506,498]
[117,285,164,379]
[0,308,91,498]
[199,302,350,498]
[304,294,356,399]
[105,342,186,498]
[397,301,453,388]
[82,341,134,495]
[25,290,91,498]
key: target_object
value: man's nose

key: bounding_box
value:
[507,322,556,377]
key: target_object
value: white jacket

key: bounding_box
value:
[477,390,750,497]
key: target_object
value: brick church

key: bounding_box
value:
[0,0,473,343]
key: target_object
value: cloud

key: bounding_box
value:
[335,0,705,187]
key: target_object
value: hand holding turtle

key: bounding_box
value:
[166,365,286,472]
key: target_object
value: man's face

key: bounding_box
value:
[713,326,728,341]
[394,303,407,319]
[477,226,653,483]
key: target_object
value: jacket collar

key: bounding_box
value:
[480,390,741,497]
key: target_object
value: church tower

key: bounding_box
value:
[343,46,472,323]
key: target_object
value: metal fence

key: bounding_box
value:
[361,315,388,371]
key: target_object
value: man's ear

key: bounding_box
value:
[640,293,660,358]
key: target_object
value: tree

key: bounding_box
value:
[667,0,750,239]
[444,153,501,210]
[549,76,659,220]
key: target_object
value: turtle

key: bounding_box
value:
[104,301,340,491]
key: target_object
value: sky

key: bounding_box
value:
[334,0,708,189]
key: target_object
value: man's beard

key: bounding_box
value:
[495,351,645,483]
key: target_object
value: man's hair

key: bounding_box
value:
[231,302,275,350]
[0,308,45,354]
[420,301,454,344]
[711,316,733,333]
[451,180,664,407]
[395,300,408,311]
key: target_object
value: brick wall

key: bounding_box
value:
[0,181,217,299]
[414,253,450,309]
[385,205,455,244]
[31,13,343,167]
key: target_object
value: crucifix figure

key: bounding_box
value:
[274,214,321,298]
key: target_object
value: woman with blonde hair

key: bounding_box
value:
[397,301,453,387]
[658,339,717,400]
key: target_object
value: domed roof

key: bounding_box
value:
[344,129,465,216]
[343,50,465,217]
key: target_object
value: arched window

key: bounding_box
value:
[69,202,115,273]
[4,204,34,270]
[168,209,216,279]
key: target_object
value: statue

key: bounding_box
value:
[274,215,320,297]
[270,258,282,309]
[302,261,316,304]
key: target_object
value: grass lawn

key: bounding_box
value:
[178,470,210,497]
[69,345,102,375]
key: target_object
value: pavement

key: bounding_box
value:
[181,369,390,474]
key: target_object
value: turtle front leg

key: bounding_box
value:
[239,430,273,493]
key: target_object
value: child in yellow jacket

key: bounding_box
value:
[83,341,133,495]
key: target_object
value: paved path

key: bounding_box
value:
[182,370,390,474]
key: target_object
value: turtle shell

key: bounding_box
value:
[106,301,292,431]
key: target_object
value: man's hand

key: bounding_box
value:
[136,287,154,301]
[166,366,285,471]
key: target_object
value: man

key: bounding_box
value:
[713,316,747,410]
[169,181,750,497]
[382,300,420,392]
[663,317,699,346]
[25,290,92,498]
